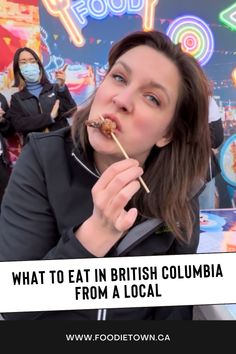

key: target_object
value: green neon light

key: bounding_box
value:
[219,2,236,31]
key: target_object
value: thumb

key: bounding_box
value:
[115,208,138,232]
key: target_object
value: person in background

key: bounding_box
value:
[0,30,210,320]
[199,95,224,209]
[0,93,14,208]
[7,47,77,144]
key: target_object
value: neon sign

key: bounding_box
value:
[42,0,159,47]
[42,0,85,46]
[143,0,158,31]
[219,2,236,32]
[166,15,214,66]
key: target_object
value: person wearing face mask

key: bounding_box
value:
[0,31,211,320]
[7,47,77,144]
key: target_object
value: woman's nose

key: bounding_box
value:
[112,91,133,113]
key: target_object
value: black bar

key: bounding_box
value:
[0,320,235,351]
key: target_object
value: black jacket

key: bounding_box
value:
[7,83,76,143]
[0,127,201,320]
[208,118,224,181]
[0,92,13,141]
[0,93,14,205]
[0,93,9,122]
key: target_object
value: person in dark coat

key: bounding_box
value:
[0,92,14,208]
[0,30,211,320]
[7,47,77,144]
[199,96,224,209]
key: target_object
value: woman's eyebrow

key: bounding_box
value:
[115,60,170,103]
[145,81,170,104]
[115,60,132,74]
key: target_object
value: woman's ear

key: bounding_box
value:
[155,135,172,148]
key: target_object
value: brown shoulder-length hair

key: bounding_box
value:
[72,30,211,243]
[12,47,50,90]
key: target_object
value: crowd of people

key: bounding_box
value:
[0,30,223,320]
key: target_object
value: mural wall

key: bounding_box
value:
[0,0,41,100]
[1,0,236,208]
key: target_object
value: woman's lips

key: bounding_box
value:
[101,113,121,132]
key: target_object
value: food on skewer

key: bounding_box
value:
[85,118,116,136]
[85,115,150,194]
[85,120,102,129]
[100,119,116,136]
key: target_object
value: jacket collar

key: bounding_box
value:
[71,140,100,179]
[72,150,100,179]
[16,82,54,100]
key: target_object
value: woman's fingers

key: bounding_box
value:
[92,159,143,219]
[93,158,140,193]
[93,165,142,213]
[103,179,141,222]
[56,72,65,79]
[55,67,66,86]
[91,159,143,233]
[52,99,60,113]
[62,64,68,72]
[50,99,60,119]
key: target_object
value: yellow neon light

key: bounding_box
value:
[42,0,159,47]
[143,0,159,31]
[42,0,85,47]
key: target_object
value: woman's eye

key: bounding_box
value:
[145,94,161,106]
[112,74,126,83]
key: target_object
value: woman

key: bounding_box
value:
[7,47,77,143]
[0,30,210,320]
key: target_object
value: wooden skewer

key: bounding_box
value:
[99,115,150,194]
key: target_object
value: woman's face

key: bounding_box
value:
[18,50,37,66]
[18,50,40,83]
[88,45,181,166]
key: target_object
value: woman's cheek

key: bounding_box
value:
[135,119,153,135]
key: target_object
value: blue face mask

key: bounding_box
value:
[20,63,40,82]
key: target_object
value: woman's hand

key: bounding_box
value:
[50,99,60,120]
[55,64,68,87]
[75,158,143,256]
